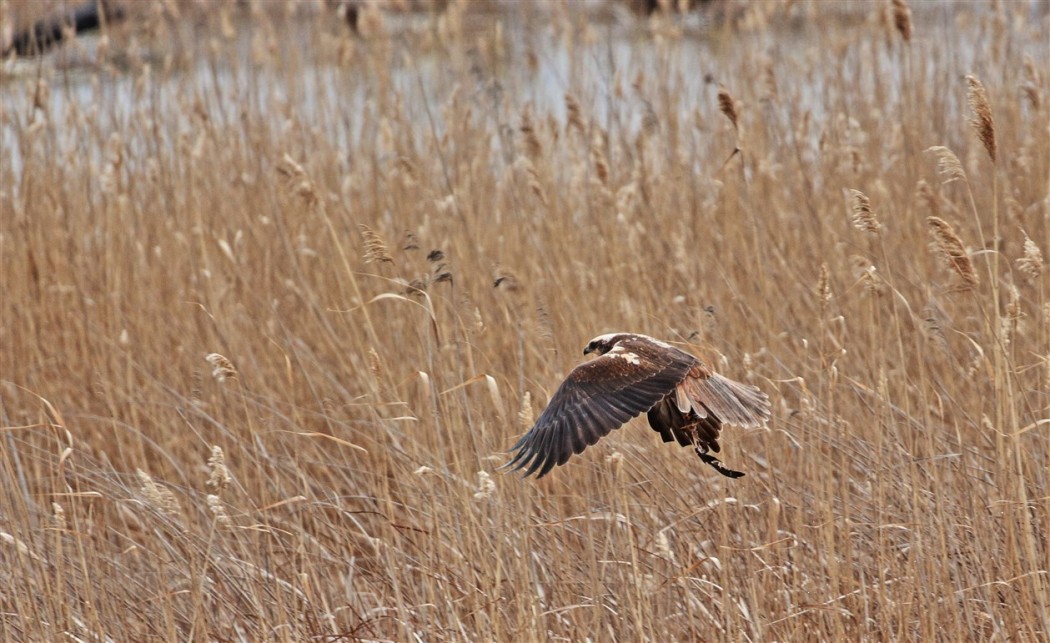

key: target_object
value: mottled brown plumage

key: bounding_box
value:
[505,333,771,479]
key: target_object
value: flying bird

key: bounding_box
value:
[505,333,770,479]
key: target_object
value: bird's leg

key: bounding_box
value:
[695,444,745,478]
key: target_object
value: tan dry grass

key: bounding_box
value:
[1,1,1048,640]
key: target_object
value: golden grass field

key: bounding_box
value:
[1,0,1048,640]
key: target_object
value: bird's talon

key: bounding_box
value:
[696,447,744,478]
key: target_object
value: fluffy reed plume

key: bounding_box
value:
[616,180,640,219]
[891,0,912,43]
[861,266,886,296]
[207,446,231,492]
[520,109,542,158]
[516,156,549,207]
[590,130,610,185]
[926,217,979,289]
[851,256,886,296]
[921,301,950,356]
[564,93,585,134]
[276,154,320,209]
[655,529,676,563]
[518,391,533,429]
[52,502,66,530]
[1045,308,1050,388]
[137,470,181,518]
[368,346,383,377]
[421,249,454,285]
[206,353,237,382]
[1003,281,1020,321]
[966,75,997,163]
[207,494,231,526]
[717,86,739,131]
[1002,283,1022,345]
[761,57,778,102]
[848,189,882,234]
[355,2,385,38]
[1021,55,1042,110]
[358,224,393,264]
[403,278,427,297]
[472,471,496,501]
[536,305,556,346]
[641,100,660,137]
[817,262,832,317]
[926,146,967,183]
[0,532,41,562]
[965,346,986,379]
[32,78,51,113]
[1017,229,1044,280]
[401,230,420,251]
[492,266,520,292]
[916,179,942,217]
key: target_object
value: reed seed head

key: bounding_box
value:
[926,216,979,290]
[207,494,231,526]
[717,86,739,131]
[966,75,997,164]
[916,179,942,217]
[891,0,912,43]
[276,154,320,209]
[921,301,950,356]
[473,471,496,500]
[137,470,181,519]
[207,446,231,492]
[564,93,585,134]
[848,189,882,235]
[926,146,967,184]
[206,353,237,382]
[359,224,393,264]
[52,502,66,530]
[1017,229,1044,280]
[590,130,610,185]
[817,262,832,316]
[520,109,542,158]
[519,391,534,429]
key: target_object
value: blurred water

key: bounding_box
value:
[1,2,1047,193]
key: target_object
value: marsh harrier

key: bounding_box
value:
[505,333,770,479]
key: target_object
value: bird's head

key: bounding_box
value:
[583,333,628,356]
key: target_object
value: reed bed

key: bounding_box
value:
[1,1,1047,640]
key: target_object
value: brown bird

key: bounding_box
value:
[505,333,770,479]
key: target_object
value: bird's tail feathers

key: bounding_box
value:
[682,374,770,428]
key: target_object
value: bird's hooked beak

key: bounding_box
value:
[583,344,594,355]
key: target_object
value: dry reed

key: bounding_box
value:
[891,0,913,43]
[926,216,979,290]
[966,74,997,164]
[0,1,1047,640]
[848,188,882,234]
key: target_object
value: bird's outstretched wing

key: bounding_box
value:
[504,338,695,478]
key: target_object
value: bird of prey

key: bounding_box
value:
[505,332,770,479]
